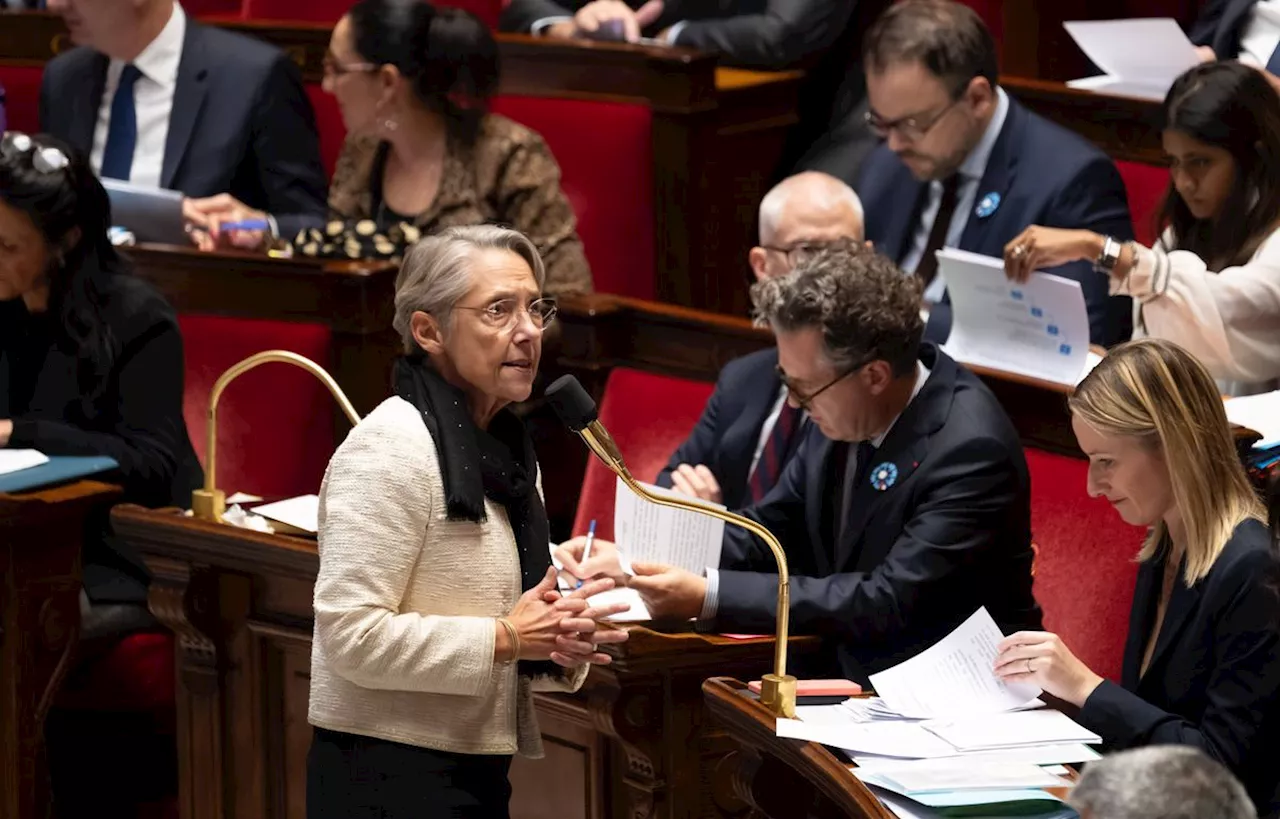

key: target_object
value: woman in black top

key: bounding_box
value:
[0,132,202,615]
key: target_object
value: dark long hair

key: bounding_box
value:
[347,0,498,142]
[0,134,124,401]
[1158,62,1280,269]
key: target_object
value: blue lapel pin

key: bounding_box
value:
[975,192,1001,219]
[870,462,899,491]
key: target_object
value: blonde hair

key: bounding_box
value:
[1069,339,1263,584]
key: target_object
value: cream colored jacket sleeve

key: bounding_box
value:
[1114,228,1280,384]
[313,412,497,697]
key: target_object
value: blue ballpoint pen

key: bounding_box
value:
[577,519,597,589]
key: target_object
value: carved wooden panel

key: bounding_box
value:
[510,699,606,819]
[249,622,314,819]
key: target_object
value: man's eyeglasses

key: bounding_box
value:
[1,132,70,175]
[454,297,558,332]
[760,241,835,268]
[776,363,862,411]
[864,95,964,143]
[322,53,378,77]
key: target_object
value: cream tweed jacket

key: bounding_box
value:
[308,396,587,757]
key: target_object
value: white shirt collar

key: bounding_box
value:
[958,86,1009,182]
[871,361,931,448]
[118,2,185,88]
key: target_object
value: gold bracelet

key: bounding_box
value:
[498,618,521,663]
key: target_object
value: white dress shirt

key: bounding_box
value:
[902,88,1011,304]
[700,361,931,621]
[90,2,185,189]
[746,387,792,480]
[1238,0,1280,67]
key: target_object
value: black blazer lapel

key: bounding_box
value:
[805,431,837,576]
[882,168,928,265]
[68,54,109,157]
[958,98,1023,253]
[1216,0,1259,59]
[721,362,782,504]
[1122,558,1161,687]
[1139,556,1203,690]
[162,23,211,190]
[834,345,954,569]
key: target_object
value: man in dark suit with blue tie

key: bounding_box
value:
[855,0,1134,347]
[655,171,865,510]
[559,245,1042,683]
[40,0,327,240]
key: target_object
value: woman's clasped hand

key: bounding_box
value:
[503,567,630,667]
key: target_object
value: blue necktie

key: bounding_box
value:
[1267,44,1280,76]
[100,64,142,181]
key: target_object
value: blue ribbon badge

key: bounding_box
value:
[975,192,1001,219]
[870,462,899,491]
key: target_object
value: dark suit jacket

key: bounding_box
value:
[711,344,1043,683]
[0,269,203,603]
[1189,0,1260,60]
[655,347,803,511]
[856,95,1135,347]
[499,0,891,179]
[40,21,327,237]
[1078,520,1280,816]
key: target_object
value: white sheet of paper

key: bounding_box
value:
[551,546,650,622]
[852,742,1102,769]
[613,477,724,573]
[938,248,1093,387]
[1065,75,1176,102]
[252,494,320,534]
[1063,18,1199,98]
[776,715,958,759]
[924,709,1101,752]
[868,608,1041,720]
[865,758,1066,794]
[0,449,49,476]
[1225,390,1280,447]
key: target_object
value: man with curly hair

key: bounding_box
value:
[558,244,1042,682]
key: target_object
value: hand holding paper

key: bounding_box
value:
[993,630,1106,707]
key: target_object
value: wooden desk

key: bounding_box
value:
[0,16,803,316]
[1003,76,1163,166]
[0,480,122,819]
[111,504,820,819]
[702,678,892,819]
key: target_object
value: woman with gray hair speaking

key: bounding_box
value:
[306,224,629,818]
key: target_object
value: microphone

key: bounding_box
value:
[545,374,798,718]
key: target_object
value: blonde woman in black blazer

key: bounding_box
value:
[995,338,1280,818]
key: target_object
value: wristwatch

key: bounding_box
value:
[1094,235,1122,274]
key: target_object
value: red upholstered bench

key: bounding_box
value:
[0,65,44,133]
[1026,448,1142,683]
[1117,160,1170,248]
[571,367,715,540]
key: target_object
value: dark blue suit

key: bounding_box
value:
[856,96,1134,347]
[1190,0,1261,60]
[655,347,799,511]
[710,344,1043,683]
[40,21,328,237]
[1079,519,1280,817]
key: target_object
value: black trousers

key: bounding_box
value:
[307,727,513,819]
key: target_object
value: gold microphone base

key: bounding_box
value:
[192,488,226,522]
[759,673,798,718]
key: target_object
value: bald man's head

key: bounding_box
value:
[751,172,866,282]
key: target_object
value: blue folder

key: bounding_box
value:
[0,455,119,494]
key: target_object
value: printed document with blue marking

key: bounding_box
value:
[936,248,1101,387]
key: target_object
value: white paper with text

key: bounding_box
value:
[1064,18,1200,102]
[613,477,724,573]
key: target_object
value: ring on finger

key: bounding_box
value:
[1026,658,1033,674]
[1012,244,1028,258]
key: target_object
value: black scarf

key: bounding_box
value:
[394,355,556,678]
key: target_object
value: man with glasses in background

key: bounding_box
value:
[655,171,864,509]
[855,0,1134,347]
[557,244,1042,684]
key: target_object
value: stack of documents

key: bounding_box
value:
[0,449,50,476]
[775,609,1100,817]
[936,249,1102,388]
[1224,391,1280,448]
[1063,18,1201,101]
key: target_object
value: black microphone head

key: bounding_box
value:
[545,375,598,432]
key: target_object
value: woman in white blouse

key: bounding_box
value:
[1003,61,1280,395]
[307,225,629,818]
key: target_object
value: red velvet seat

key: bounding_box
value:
[1026,448,1142,683]
[491,96,655,300]
[306,85,347,178]
[570,367,714,540]
[180,315,338,500]
[0,65,44,134]
[1117,160,1169,248]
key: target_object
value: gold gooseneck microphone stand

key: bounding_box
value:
[191,350,362,522]
[546,375,798,718]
